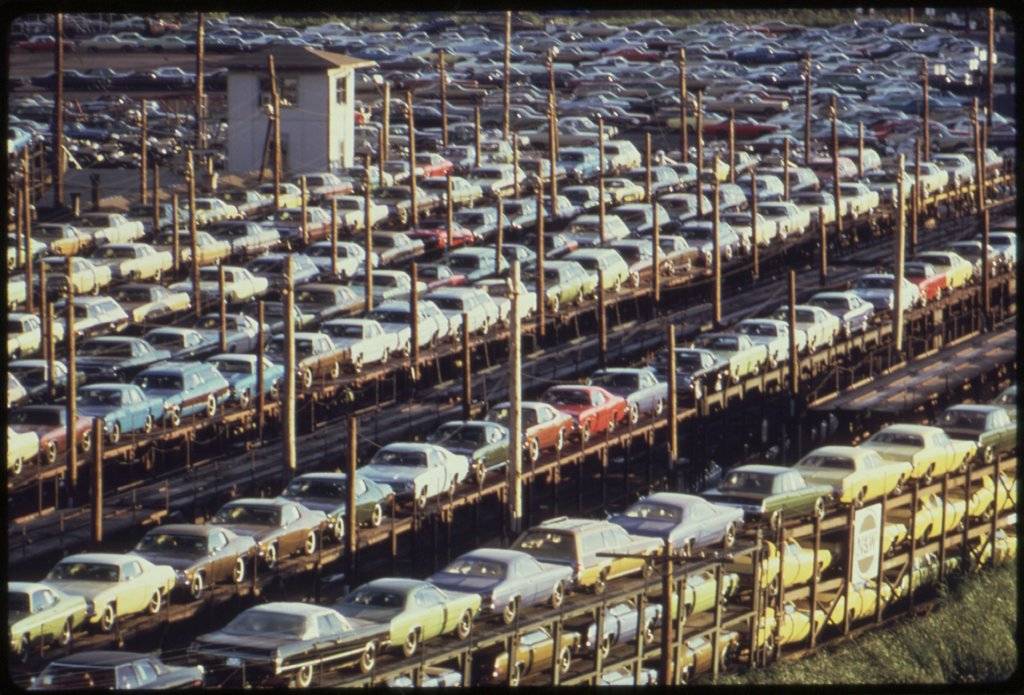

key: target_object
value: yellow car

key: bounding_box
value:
[734,539,833,591]
[883,522,909,556]
[973,529,1016,567]
[826,580,893,625]
[794,445,912,505]
[887,492,967,543]
[602,178,645,204]
[886,552,960,601]
[756,602,827,648]
[913,251,975,290]
[957,473,1017,519]
[860,424,977,482]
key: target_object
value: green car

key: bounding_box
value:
[702,464,833,529]
[9,582,89,661]
[937,404,1017,463]
[279,472,393,539]
[426,420,509,485]
[539,260,597,313]
[334,578,480,658]
[991,384,1016,422]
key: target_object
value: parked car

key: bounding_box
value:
[912,251,974,290]
[9,404,93,464]
[130,524,256,599]
[479,625,581,686]
[860,424,977,483]
[903,261,948,302]
[807,291,875,336]
[486,400,574,462]
[426,420,509,485]
[132,361,230,426]
[581,598,662,659]
[279,472,393,537]
[110,283,191,323]
[691,332,767,382]
[852,273,923,311]
[609,492,744,554]
[9,582,88,661]
[265,332,348,388]
[936,404,1016,464]
[702,464,833,528]
[542,384,628,443]
[359,442,470,508]
[75,383,166,444]
[30,651,205,689]
[770,304,841,352]
[587,367,667,424]
[209,498,326,569]
[794,445,912,505]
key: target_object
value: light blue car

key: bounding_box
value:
[587,367,668,425]
[76,383,166,444]
[207,353,284,407]
[132,361,231,426]
[808,291,875,336]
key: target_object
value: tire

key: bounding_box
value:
[329,361,340,379]
[99,604,116,633]
[270,381,281,400]
[627,402,639,425]
[593,570,608,595]
[108,422,121,445]
[580,421,591,444]
[17,635,30,663]
[238,390,251,408]
[768,511,782,531]
[813,497,826,521]
[681,539,694,557]
[168,407,182,428]
[892,477,905,497]
[263,543,278,569]
[352,354,364,373]
[629,271,640,287]
[147,590,162,614]
[45,441,58,464]
[502,598,519,625]
[304,531,317,556]
[455,609,473,640]
[982,446,995,465]
[205,395,217,418]
[295,664,314,688]
[654,398,665,417]
[359,641,376,674]
[551,581,565,609]
[643,621,655,644]
[416,492,428,510]
[550,295,560,314]
[11,458,23,476]
[80,431,92,454]
[189,573,204,600]
[641,558,655,579]
[558,646,572,673]
[607,416,616,434]
[555,429,565,453]
[599,635,612,660]
[854,488,867,508]
[57,618,73,647]
[402,629,419,658]
[142,415,154,434]
[527,437,540,463]
[232,557,246,584]
[370,503,383,528]
[509,663,523,687]
[722,523,736,549]
[301,369,313,389]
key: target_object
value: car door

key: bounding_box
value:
[412,585,449,639]
[132,658,159,688]
[208,530,234,582]
[278,504,303,555]
[591,390,609,430]
[930,431,956,475]
[122,387,145,431]
[120,560,147,614]
[38,589,65,638]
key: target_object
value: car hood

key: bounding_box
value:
[42,580,112,601]
[550,403,587,417]
[860,443,918,460]
[361,465,423,483]
[130,551,198,571]
[607,515,676,538]
[334,603,401,623]
[210,523,273,540]
[795,467,847,486]
[286,498,343,516]
[427,572,501,594]
[195,631,292,652]
[702,490,765,506]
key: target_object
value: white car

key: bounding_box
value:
[837,183,880,218]
[466,164,519,197]
[8,373,28,407]
[171,265,269,303]
[983,232,1017,266]
[305,240,371,277]
[566,214,630,247]
[757,201,810,239]
[364,300,446,353]
[425,287,500,336]
[359,443,470,507]
[81,33,139,51]
[903,161,949,197]
[734,318,806,365]
[853,273,924,312]
[7,312,65,358]
[75,212,145,245]
[329,195,389,230]
[55,296,130,336]
[320,318,394,370]
[193,198,240,225]
[90,243,173,281]
[474,278,537,324]
[930,153,975,188]
[7,426,39,475]
[771,304,841,352]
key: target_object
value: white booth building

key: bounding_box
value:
[225,46,374,176]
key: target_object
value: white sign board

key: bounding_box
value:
[852,503,883,585]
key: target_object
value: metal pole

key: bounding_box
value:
[645,132,653,203]
[803,52,812,166]
[382,81,390,166]
[728,109,736,184]
[257,301,265,438]
[53,13,65,207]
[407,91,419,229]
[268,54,281,210]
[751,166,760,279]
[139,99,148,204]
[819,206,828,285]
[921,58,930,161]
[195,12,205,153]
[667,327,678,461]
[597,269,607,369]
[410,262,419,376]
[830,95,842,236]
[508,261,523,533]
[598,116,606,245]
[696,90,704,217]
[894,154,906,354]
[446,173,454,250]
[678,49,688,163]
[218,262,227,352]
[346,416,358,564]
[503,11,512,140]
[330,198,339,276]
[783,139,791,200]
[857,122,865,178]
[788,271,799,395]
[187,150,200,319]
[462,314,471,420]
[535,185,546,337]
[712,166,721,326]
[65,260,77,492]
[981,208,991,324]
[652,199,661,304]
[283,256,296,478]
[91,418,103,543]
[438,48,448,148]
[171,193,181,274]
[987,7,995,129]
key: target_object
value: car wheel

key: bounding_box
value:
[593,570,608,594]
[238,389,251,408]
[232,557,246,584]
[402,629,419,657]
[369,503,383,528]
[99,604,116,632]
[270,381,281,400]
[854,488,867,508]
[295,664,314,688]
[168,407,182,428]
[359,641,377,674]
[627,402,639,425]
[108,422,121,445]
[558,645,572,673]
[263,543,278,569]
[352,353,364,373]
[502,598,519,625]
[599,634,612,660]
[18,635,31,663]
[527,437,540,463]
[45,441,58,464]
[455,609,473,640]
[629,271,640,287]
[722,523,736,549]
[580,421,592,444]
[549,295,560,314]
[11,457,23,476]
[654,398,665,417]
[509,663,523,687]
[982,446,995,465]
[147,590,162,614]
[813,497,826,520]
[329,361,341,380]
[607,416,616,434]
[205,395,217,418]
[551,581,565,608]
[922,465,934,486]
[768,511,782,531]
[142,415,154,434]
[641,558,655,579]
[80,431,92,454]
[189,573,204,600]
[58,618,73,648]
[416,491,428,510]
[301,368,313,389]
[304,531,317,556]
[555,429,565,453]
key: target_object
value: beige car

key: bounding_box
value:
[860,424,977,482]
[794,445,912,505]
[8,426,40,476]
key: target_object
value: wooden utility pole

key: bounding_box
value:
[139,99,148,204]
[920,58,930,161]
[783,139,791,200]
[495,196,504,274]
[382,81,390,166]
[981,208,991,325]
[65,260,77,491]
[678,48,688,162]
[508,260,523,534]
[300,175,309,245]
[438,48,448,147]
[503,11,512,140]
[598,116,606,245]
[652,199,661,304]
[987,7,995,129]
[971,98,984,212]
[512,134,520,197]
[330,198,339,276]
[660,546,675,685]
[911,139,921,254]
[696,90,704,217]
[268,54,282,210]
[803,52,812,166]
[728,109,736,184]
[195,13,206,154]
[445,173,454,250]
[218,262,227,352]
[256,301,266,439]
[857,121,865,178]
[535,185,546,338]
[283,256,296,478]
[597,270,607,369]
[474,104,482,167]
[644,132,653,203]
[346,417,358,565]
[546,58,558,218]
[151,163,160,235]
[712,164,721,326]
[751,166,760,279]
[364,194,374,313]
[407,91,419,229]
[666,327,678,461]
[377,129,385,187]
[830,95,842,237]
[187,150,201,319]
[53,12,65,207]
[24,155,34,314]
[787,271,799,395]
[410,262,419,376]
[171,193,181,273]
[894,154,906,353]
[363,152,372,238]
[91,418,103,543]
[818,206,828,285]
[461,313,472,420]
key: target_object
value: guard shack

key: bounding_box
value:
[225,46,375,176]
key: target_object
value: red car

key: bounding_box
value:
[607,47,661,62]
[9,405,94,465]
[415,153,454,178]
[486,401,574,462]
[542,385,628,443]
[703,118,779,140]
[418,264,467,290]
[904,260,948,303]
[407,220,476,251]
[17,36,74,52]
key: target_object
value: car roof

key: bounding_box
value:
[643,492,706,507]
[877,424,941,434]
[248,601,331,617]
[51,651,148,667]
[536,516,608,532]
[58,552,132,564]
[149,523,215,537]
[225,497,287,507]
[945,403,1002,414]
[9,581,51,593]
[802,445,862,459]
[457,547,529,563]
[364,577,429,592]
[732,464,791,475]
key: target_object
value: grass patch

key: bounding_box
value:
[719,564,1019,685]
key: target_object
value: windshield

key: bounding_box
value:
[285,477,344,500]
[10,365,47,384]
[623,502,682,523]
[513,530,574,561]
[224,610,307,638]
[367,309,409,324]
[211,359,252,375]
[798,455,855,470]
[78,341,132,357]
[136,532,206,556]
[939,410,989,431]
[145,332,184,349]
[10,592,30,613]
[428,425,486,447]
[812,296,847,310]
[856,277,892,290]
[325,323,365,339]
[37,664,117,689]
[429,296,463,311]
[48,562,119,582]
[111,287,155,303]
[9,409,62,426]
[448,255,483,271]
[695,335,738,351]
[212,504,279,526]
[441,558,507,578]
[737,323,778,337]
[590,372,637,390]
[344,587,405,608]
[95,246,133,259]
[545,388,590,406]
[78,388,122,407]
[135,374,183,391]
[868,432,923,447]
[718,471,775,493]
[371,449,426,467]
